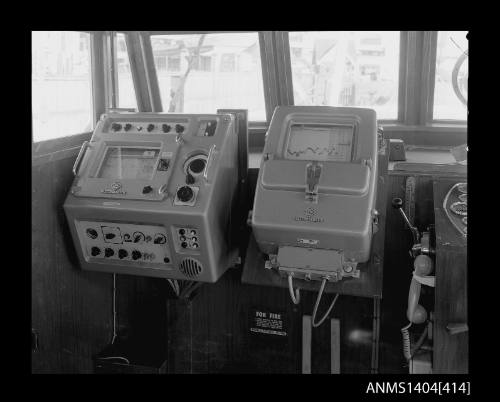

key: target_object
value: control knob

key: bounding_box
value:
[91,247,101,257]
[162,124,171,133]
[147,124,155,132]
[175,124,184,133]
[132,250,142,260]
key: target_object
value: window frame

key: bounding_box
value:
[426,30,468,125]
[33,30,468,163]
[32,31,106,163]
[253,30,467,148]
[146,31,271,126]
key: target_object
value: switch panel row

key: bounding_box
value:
[77,220,171,266]
[109,121,188,135]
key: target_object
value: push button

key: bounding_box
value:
[142,185,153,194]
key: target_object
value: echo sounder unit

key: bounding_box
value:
[64,111,242,282]
[252,106,379,283]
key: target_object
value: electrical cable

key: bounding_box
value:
[312,278,339,328]
[179,280,198,299]
[98,356,130,364]
[401,321,430,362]
[111,273,117,345]
[183,282,203,299]
[167,279,180,297]
[287,274,301,305]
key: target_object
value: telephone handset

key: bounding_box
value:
[407,254,434,324]
[401,253,434,361]
[392,194,436,363]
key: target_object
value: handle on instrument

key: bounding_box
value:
[203,144,217,182]
[73,141,90,176]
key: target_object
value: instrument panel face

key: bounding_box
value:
[76,220,172,267]
[97,146,161,180]
[285,123,354,162]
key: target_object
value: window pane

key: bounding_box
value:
[151,33,266,121]
[433,31,468,120]
[289,31,400,120]
[32,31,93,142]
[116,33,137,109]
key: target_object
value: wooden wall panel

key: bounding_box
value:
[32,157,113,373]
[31,153,466,374]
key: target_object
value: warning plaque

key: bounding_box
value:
[249,307,288,337]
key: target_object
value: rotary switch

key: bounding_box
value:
[176,186,194,203]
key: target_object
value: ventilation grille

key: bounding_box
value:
[179,258,203,278]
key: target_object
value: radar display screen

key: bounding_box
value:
[285,124,354,162]
[97,146,161,180]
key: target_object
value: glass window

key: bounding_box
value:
[151,33,266,121]
[289,31,400,120]
[433,31,468,121]
[286,124,354,162]
[32,31,93,142]
[116,33,137,110]
[220,54,236,72]
[98,146,160,179]
[167,56,180,72]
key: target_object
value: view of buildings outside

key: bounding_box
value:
[150,33,267,121]
[434,31,468,120]
[32,31,93,142]
[32,31,467,143]
[289,31,400,120]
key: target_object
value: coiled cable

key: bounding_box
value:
[401,322,412,361]
[401,321,430,361]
